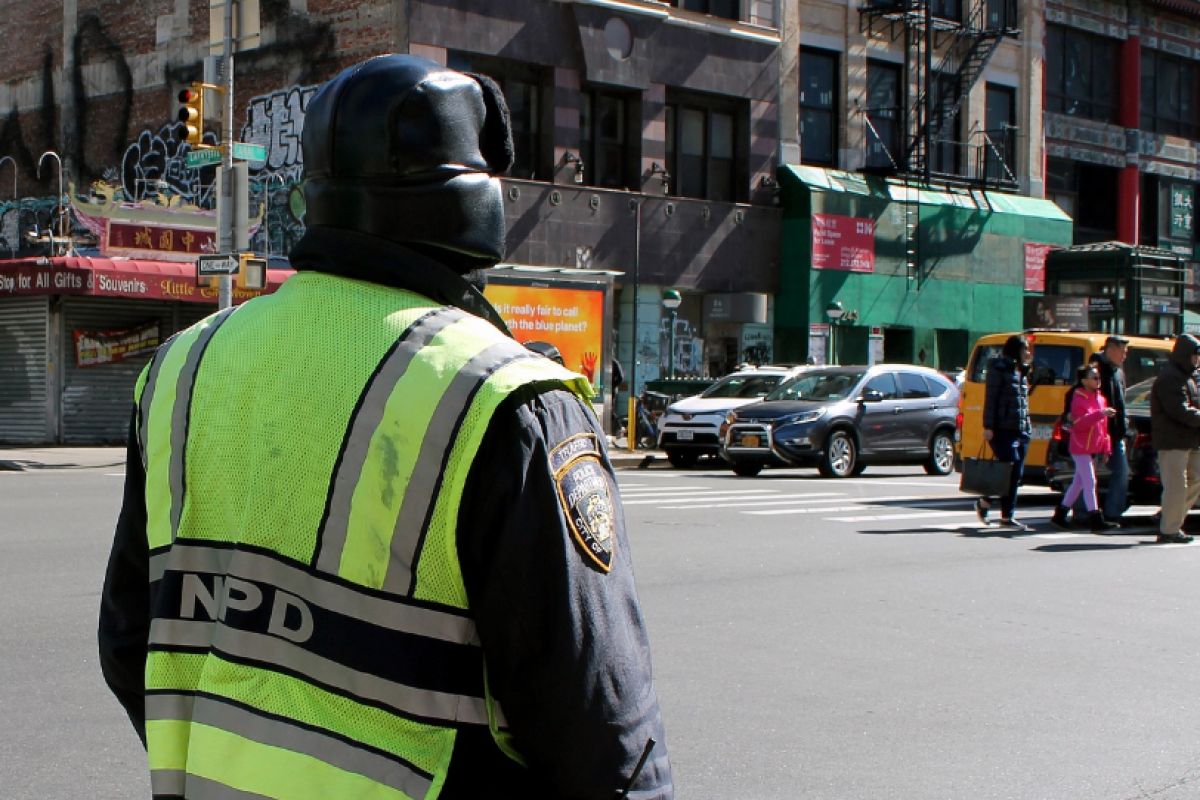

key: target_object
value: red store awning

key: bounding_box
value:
[0,256,294,304]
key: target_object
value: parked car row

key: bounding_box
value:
[655,363,959,478]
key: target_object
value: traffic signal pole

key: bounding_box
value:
[218,0,235,310]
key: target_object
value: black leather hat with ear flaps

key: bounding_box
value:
[301,54,515,272]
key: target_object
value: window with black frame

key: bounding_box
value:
[865,60,902,170]
[1141,49,1199,140]
[984,83,1016,183]
[930,0,962,21]
[800,49,838,167]
[675,0,739,20]
[1044,25,1120,123]
[447,53,545,180]
[930,72,963,176]
[665,92,744,201]
[581,89,638,190]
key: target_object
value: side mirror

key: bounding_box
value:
[859,389,884,403]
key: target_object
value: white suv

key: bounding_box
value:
[656,366,808,468]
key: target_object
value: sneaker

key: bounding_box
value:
[998,517,1031,532]
[1049,505,1071,531]
[1156,532,1194,544]
[974,499,990,525]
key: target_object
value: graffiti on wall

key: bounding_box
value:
[115,122,220,206]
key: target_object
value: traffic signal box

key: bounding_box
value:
[237,253,267,290]
[177,84,205,146]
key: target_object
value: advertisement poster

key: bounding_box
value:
[807,323,829,366]
[811,213,875,273]
[484,282,605,385]
[73,321,160,367]
[1023,242,1057,292]
[1023,296,1088,331]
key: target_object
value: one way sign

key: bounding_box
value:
[196,254,239,276]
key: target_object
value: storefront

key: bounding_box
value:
[0,256,291,444]
[1045,242,1186,336]
[776,165,1074,370]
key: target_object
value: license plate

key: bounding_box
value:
[742,435,760,448]
[677,429,694,441]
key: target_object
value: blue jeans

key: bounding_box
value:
[990,430,1030,519]
[1102,437,1129,519]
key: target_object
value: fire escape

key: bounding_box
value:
[858,0,1021,283]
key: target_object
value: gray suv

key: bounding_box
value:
[722,364,959,478]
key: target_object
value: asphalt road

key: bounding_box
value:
[2,456,1199,799]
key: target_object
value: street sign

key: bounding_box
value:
[231,142,267,161]
[185,148,222,168]
[196,253,239,276]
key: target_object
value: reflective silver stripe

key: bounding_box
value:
[149,544,478,645]
[138,338,175,470]
[169,306,238,539]
[383,345,535,595]
[149,769,186,796]
[147,693,433,799]
[315,308,465,574]
[149,618,491,725]
[178,774,273,799]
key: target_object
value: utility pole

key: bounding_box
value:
[218,0,235,310]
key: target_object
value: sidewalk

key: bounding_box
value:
[0,443,665,471]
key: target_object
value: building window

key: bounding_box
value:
[930,72,963,176]
[1141,49,1199,140]
[581,89,638,190]
[448,53,545,179]
[865,60,902,170]
[1045,25,1120,123]
[931,0,962,21]
[986,0,1016,30]
[665,92,746,202]
[674,0,739,21]
[1047,157,1119,244]
[984,83,1016,182]
[800,49,838,167]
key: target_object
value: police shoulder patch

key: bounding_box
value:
[550,434,616,573]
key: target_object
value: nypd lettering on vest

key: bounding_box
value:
[551,434,616,572]
[179,572,315,643]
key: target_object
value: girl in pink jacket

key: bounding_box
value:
[1051,365,1119,531]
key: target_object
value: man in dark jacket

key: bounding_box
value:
[98,54,672,798]
[1150,333,1200,543]
[1090,335,1131,521]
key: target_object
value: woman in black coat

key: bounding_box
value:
[977,334,1034,530]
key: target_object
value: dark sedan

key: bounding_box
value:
[720,365,959,478]
[1046,378,1159,504]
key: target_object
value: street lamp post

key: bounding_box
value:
[825,301,845,365]
[661,289,682,379]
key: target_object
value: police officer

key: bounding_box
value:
[99,54,672,799]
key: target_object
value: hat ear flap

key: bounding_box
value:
[467,72,515,175]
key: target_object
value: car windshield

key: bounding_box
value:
[701,373,787,399]
[766,370,865,402]
[1125,378,1153,410]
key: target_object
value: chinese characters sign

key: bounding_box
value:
[811,213,875,273]
[107,222,216,262]
[1171,184,1194,241]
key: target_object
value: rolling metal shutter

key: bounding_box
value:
[0,297,51,444]
[60,298,217,444]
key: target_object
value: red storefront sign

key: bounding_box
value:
[1024,242,1057,292]
[812,213,875,273]
[107,221,217,261]
[0,256,292,304]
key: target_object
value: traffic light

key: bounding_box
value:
[177,84,204,147]
[237,253,267,290]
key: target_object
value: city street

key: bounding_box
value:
[4,453,1200,799]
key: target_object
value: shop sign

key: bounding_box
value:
[1170,183,1194,240]
[812,213,875,273]
[1023,243,1058,292]
[73,321,160,367]
[1140,295,1182,314]
[0,260,280,304]
[107,221,217,263]
[1023,295,1088,331]
[1089,296,1115,314]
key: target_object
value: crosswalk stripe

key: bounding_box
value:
[825,510,977,522]
[622,490,781,505]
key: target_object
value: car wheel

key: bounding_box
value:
[818,430,857,478]
[732,461,763,477]
[924,430,955,476]
[666,449,699,468]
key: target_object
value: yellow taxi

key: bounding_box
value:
[956,331,1173,483]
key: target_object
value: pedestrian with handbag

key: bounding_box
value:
[976,334,1034,530]
[1150,333,1200,544]
[1050,365,1119,532]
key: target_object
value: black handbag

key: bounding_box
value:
[959,444,1013,497]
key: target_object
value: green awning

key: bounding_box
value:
[780,164,1072,222]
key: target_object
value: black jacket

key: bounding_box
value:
[1150,334,1200,452]
[1092,352,1129,439]
[98,227,673,799]
[983,356,1032,436]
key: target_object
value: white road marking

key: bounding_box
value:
[656,492,847,509]
[825,510,979,522]
[621,490,781,505]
